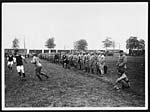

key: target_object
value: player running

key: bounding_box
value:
[31,54,49,81]
[6,52,14,71]
[13,52,27,80]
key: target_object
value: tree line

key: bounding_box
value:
[12,36,145,53]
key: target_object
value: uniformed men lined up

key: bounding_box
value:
[58,51,107,76]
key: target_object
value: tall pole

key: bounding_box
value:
[113,41,115,50]
[23,35,26,55]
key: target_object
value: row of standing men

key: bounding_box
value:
[53,52,107,76]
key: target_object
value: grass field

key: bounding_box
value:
[4,56,145,107]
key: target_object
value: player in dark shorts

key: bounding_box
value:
[7,53,14,70]
[14,52,27,80]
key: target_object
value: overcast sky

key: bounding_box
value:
[2,2,148,51]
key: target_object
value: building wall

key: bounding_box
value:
[29,49,42,54]
[5,49,27,56]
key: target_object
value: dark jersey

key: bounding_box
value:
[54,54,59,60]
[15,55,24,66]
[8,55,13,61]
[63,55,68,63]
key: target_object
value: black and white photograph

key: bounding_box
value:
[2,2,148,110]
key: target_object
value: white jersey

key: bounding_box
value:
[100,55,105,64]
[31,56,42,67]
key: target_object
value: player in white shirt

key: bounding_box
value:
[31,54,49,81]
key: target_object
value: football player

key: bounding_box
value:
[31,54,49,81]
[6,52,14,70]
[13,52,27,80]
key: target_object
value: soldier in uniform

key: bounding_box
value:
[68,53,73,68]
[99,52,106,76]
[116,50,127,72]
[73,53,78,69]
[87,53,91,73]
[81,52,86,71]
[90,52,96,74]
[54,53,59,64]
[93,52,98,74]
[96,52,101,75]
[84,52,90,73]
[78,52,82,70]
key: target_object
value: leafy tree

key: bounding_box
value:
[126,36,139,50]
[45,37,56,52]
[138,39,145,50]
[74,39,88,51]
[126,36,145,50]
[12,38,19,49]
[102,37,113,50]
